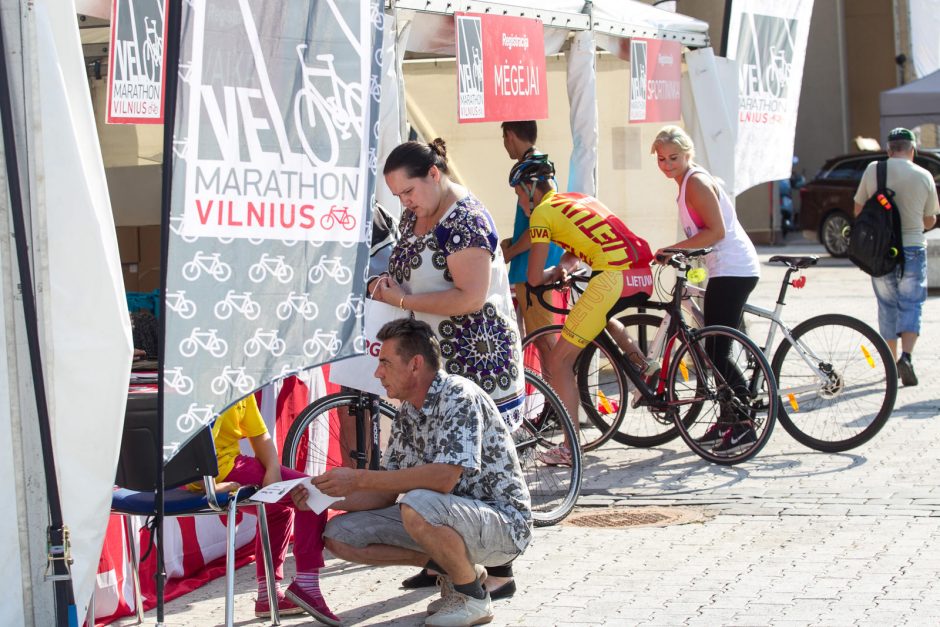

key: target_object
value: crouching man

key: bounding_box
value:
[291,318,531,627]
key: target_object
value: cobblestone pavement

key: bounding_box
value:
[118,238,940,626]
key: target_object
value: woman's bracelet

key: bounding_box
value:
[399,295,406,310]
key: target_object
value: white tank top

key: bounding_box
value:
[678,166,760,279]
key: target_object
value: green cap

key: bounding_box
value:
[887,127,916,142]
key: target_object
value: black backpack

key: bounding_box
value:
[848,160,904,277]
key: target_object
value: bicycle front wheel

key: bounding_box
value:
[771,314,896,452]
[521,325,625,452]
[668,325,777,465]
[282,392,396,473]
[519,370,582,527]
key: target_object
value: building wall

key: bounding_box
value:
[845,0,899,142]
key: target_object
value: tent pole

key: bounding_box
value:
[719,0,732,57]
[0,9,75,627]
[156,1,183,624]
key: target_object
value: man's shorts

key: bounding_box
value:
[515,282,555,335]
[323,489,524,567]
[562,268,653,348]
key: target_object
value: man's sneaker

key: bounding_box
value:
[712,422,758,456]
[284,581,342,626]
[425,591,494,627]
[254,592,305,618]
[427,565,487,615]
[695,422,730,448]
[897,355,918,386]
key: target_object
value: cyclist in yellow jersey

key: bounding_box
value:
[510,155,655,465]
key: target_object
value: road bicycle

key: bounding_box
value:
[568,254,895,453]
[523,248,779,465]
[280,369,582,527]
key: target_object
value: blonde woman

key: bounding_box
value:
[651,125,761,454]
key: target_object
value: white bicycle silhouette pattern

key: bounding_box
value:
[244,328,287,357]
[303,329,342,359]
[277,292,319,321]
[179,327,228,358]
[164,367,194,395]
[165,290,197,319]
[182,251,232,282]
[309,255,352,285]
[320,205,357,231]
[249,253,295,284]
[211,366,256,395]
[336,294,365,321]
[176,403,215,432]
[214,290,261,320]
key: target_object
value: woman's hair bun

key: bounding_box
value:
[429,137,447,161]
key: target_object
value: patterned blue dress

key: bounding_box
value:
[387,195,525,430]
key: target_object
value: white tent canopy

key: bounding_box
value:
[880,69,940,140]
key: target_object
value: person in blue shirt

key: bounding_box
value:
[498,121,564,349]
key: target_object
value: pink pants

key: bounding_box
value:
[224,455,325,579]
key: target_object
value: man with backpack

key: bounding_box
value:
[853,127,938,386]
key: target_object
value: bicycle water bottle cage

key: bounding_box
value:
[790,276,806,289]
[687,268,707,284]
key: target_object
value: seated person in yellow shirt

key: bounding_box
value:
[197,394,340,625]
[509,154,655,465]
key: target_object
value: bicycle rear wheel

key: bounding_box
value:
[595,313,691,447]
[519,370,582,527]
[771,314,896,452]
[281,392,396,473]
[521,325,625,451]
[667,326,777,465]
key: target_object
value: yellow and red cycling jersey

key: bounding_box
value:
[529,190,653,271]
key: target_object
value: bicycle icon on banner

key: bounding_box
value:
[336,294,365,321]
[303,329,342,359]
[211,366,256,395]
[249,253,295,284]
[244,329,287,358]
[277,292,320,321]
[177,403,215,432]
[321,205,357,231]
[763,46,792,98]
[165,290,197,319]
[179,327,229,358]
[309,255,353,285]
[214,290,261,320]
[164,367,194,395]
[292,44,364,167]
[182,251,232,282]
[141,16,163,83]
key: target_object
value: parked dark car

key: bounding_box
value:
[799,149,940,256]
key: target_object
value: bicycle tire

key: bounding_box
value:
[771,314,896,452]
[667,325,777,465]
[521,325,625,452]
[282,392,395,473]
[519,369,582,526]
[595,313,691,447]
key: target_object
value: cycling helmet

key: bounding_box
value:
[508,153,555,188]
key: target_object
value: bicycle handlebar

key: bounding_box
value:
[524,270,590,315]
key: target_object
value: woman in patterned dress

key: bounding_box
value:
[369,138,524,598]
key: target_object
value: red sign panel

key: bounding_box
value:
[627,38,681,124]
[455,12,548,124]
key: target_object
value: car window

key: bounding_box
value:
[914,156,940,181]
[822,158,872,181]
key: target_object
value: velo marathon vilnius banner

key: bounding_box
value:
[726,0,814,195]
[455,12,548,123]
[107,0,168,123]
[628,37,682,124]
[163,0,383,461]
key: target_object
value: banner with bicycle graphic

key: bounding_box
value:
[163,0,384,461]
[627,38,681,124]
[106,0,167,123]
[455,12,548,123]
[726,0,814,195]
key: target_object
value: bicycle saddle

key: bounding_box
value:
[769,255,819,269]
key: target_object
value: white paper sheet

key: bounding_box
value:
[249,478,343,514]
